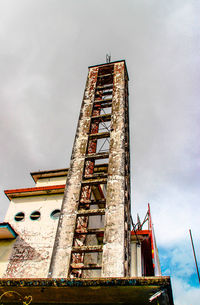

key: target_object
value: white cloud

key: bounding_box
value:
[172,277,200,305]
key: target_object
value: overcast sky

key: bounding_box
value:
[0,1,200,303]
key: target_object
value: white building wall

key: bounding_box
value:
[2,177,65,278]
[35,176,66,187]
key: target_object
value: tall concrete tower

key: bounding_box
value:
[49,60,131,278]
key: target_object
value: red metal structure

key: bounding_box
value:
[131,204,161,276]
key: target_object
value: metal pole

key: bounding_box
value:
[189,229,200,284]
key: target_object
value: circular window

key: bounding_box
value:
[30,211,41,221]
[14,212,25,222]
[51,209,60,220]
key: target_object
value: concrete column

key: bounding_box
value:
[130,242,137,277]
[137,243,142,276]
[49,67,98,278]
[130,242,142,277]
[102,62,127,277]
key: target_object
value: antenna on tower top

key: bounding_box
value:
[106,53,111,63]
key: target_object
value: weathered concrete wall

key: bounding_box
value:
[3,192,63,278]
[49,62,130,278]
[0,240,16,277]
[49,67,98,278]
[102,62,127,277]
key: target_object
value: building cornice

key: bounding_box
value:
[4,185,65,200]
[31,168,69,183]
